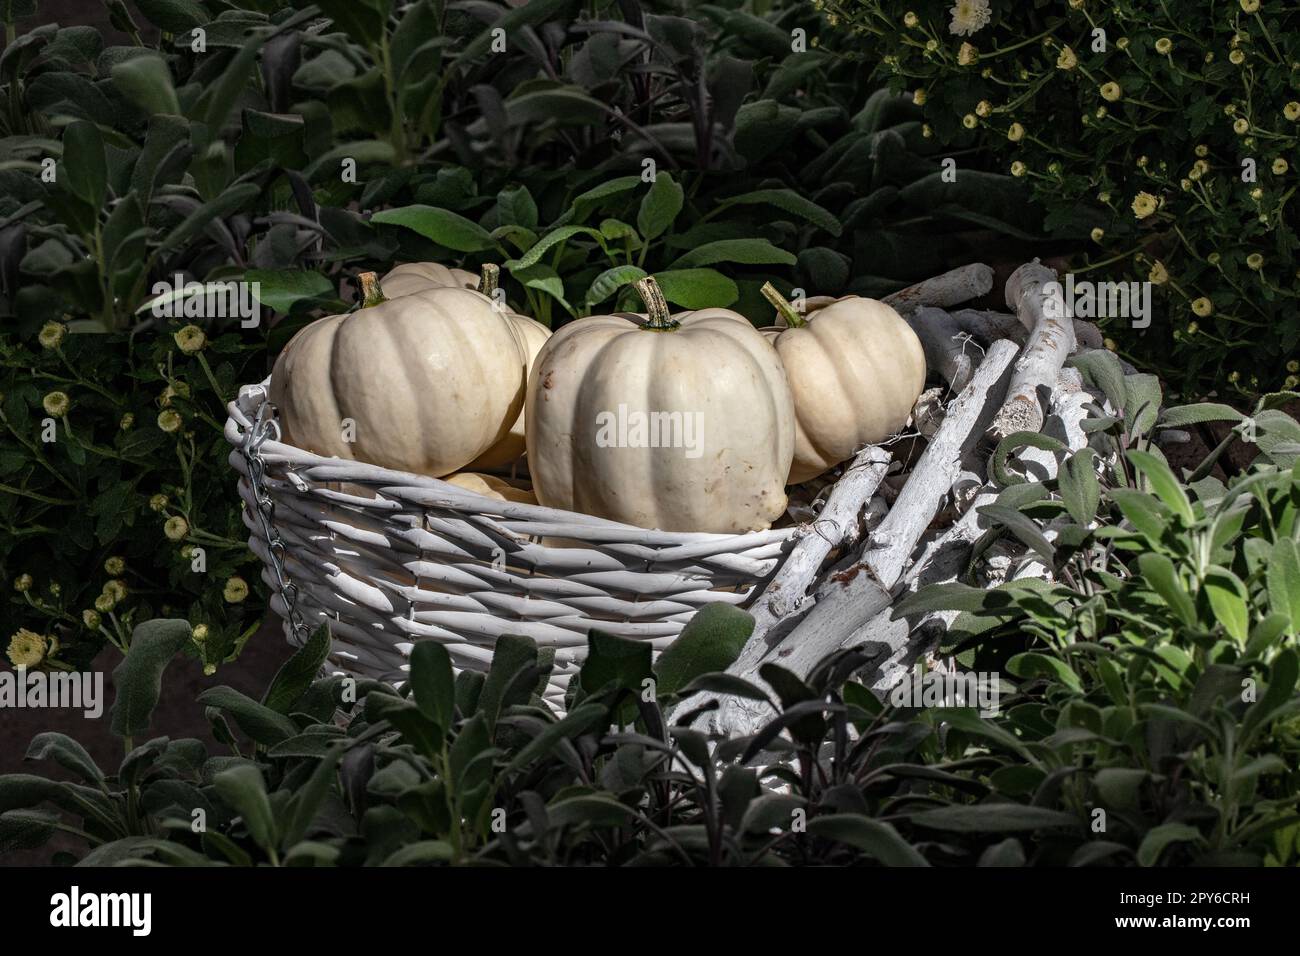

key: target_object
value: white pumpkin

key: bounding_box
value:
[377,262,551,468]
[526,277,795,533]
[761,283,926,484]
[443,471,538,505]
[378,261,479,297]
[270,272,527,478]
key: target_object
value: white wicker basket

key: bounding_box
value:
[225,380,798,704]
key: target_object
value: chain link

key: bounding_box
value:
[239,401,311,641]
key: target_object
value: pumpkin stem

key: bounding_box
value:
[478,263,499,298]
[357,272,386,308]
[760,282,806,328]
[634,276,678,331]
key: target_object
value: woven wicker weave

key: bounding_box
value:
[225,380,798,703]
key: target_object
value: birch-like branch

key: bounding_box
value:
[951,308,1104,352]
[702,339,1019,734]
[882,263,994,316]
[908,307,980,391]
[987,262,1076,442]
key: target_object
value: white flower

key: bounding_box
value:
[949,0,992,37]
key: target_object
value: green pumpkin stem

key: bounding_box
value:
[478,263,500,298]
[760,282,806,328]
[635,276,678,331]
[357,271,386,308]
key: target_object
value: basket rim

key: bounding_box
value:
[226,377,799,549]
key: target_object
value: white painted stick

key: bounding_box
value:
[988,262,1077,442]
[908,307,980,391]
[882,263,994,315]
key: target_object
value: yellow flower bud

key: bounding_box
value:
[164,516,189,541]
[150,493,169,512]
[1191,297,1213,317]
[962,113,978,129]
[1148,261,1169,285]
[1285,102,1300,121]
[83,609,101,629]
[1007,122,1025,141]
[42,391,70,417]
[1272,158,1288,175]
[1230,49,1245,65]
[192,624,209,642]
[173,325,206,354]
[1057,47,1078,70]
[913,88,926,106]
[1240,0,1259,12]
[1155,38,1172,54]
[94,592,116,613]
[103,579,127,602]
[1010,161,1026,177]
[157,409,182,433]
[958,42,978,66]
[1233,118,1249,135]
[975,100,992,118]
[1247,253,1264,269]
[38,322,67,349]
[14,574,32,592]
[904,11,919,27]
[1090,227,1105,243]
[223,577,249,603]
[1100,82,1122,102]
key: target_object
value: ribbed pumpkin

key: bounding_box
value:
[375,263,551,468]
[269,272,527,478]
[443,472,538,505]
[526,277,795,533]
[760,283,926,483]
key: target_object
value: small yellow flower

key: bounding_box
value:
[1137,155,1149,168]
[975,99,992,117]
[103,579,127,602]
[962,113,978,129]
[1068,0,1083,8]
[1090,227,1105,243]
[1007,122,1025,141]
[157,409,182,433]
[1057,46,1078,70]
[957,42,978,66]
[913,88,927,106]
[922,123,933,138]
[1229,49,1245,65]
[164,516,189,541]
[1250,186,1264,200]
[1180,178,1193,191]
[1100,82,1122,102]
[1155,38,1172,54]
[150,493,169,512]
[1188,322,1199,335]
[158,381,190,407]
[94,592,116,613]
[1116,37,1129,51]
[14,574,32,592]
[904,11,919,28]
[1288,360,1300,373]
[925,38,938,52]
[48,582,60,597]
[1207,252,1221,265]
[1240,0,1259,11]
[1103,338,1118,352]
[1191,297,1213,317]
[1131,191,1158,219]
[42,391,70,417]
[1287,376,1300,389]
[1195,144,1209,157]
[1098,191,1111,203]
[38,322,67,349]
[1233,117,1249,135]
[1272,158,1288,175]
[1010,160,1026,177]
[119,413,134,430]
[1149,261,1169,284]
[1204,51,1215,64]
[203,663,217,676]
[1095,106,1108,120]
[82,609,101,629]
[192,624,209,643]
[104,556,126,576]
[173,325,206,354]
[223,577,249,603]
[1247,253,1264,269]
[7,629,47,669]
[1285,102,1300,121]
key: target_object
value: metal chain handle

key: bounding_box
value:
[239,401,311,642]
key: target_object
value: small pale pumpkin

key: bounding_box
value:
[526,276,795,533]
[377,263,551,468]
[761,283,926,483]
[270,272,527,478]
[443,472,538,505]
